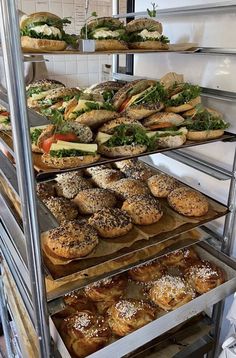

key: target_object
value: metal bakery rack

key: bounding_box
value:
[1,0,236,357]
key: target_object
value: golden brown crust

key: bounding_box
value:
[20,12,62,29]
[148,275,195,311]
[165,96,201,113]
[84,275,128,303]
[99,117,141,134]
[92,169,124,189]
[46,221,99,259]
[95,39,128,51]
[32,143,43,153]
[148,174,181,198]
[167,187,209,217]
[126,18,163,34]
[107,299,156,336]
[122,166,155,181]
[55,175,92,199]
[128,259,166,283]
[184,261,225,294]
[41,153,101,169]
[122,194,163,225]
[73,188,117,214]
[88,208,133,238]
[159,248,200,268]
[154,134,187,148]
[44,197,78,223]
[75,110,117,128]
[187,129,224,141]
[84,164,112,177]
[128,41,169,50]
[124,102,164,120]
[56,292,97,319]
[98,144,147,158]
[60,310,111,358]
[21,36,67,52]
[143,112,185,129]
[110,178,150,200]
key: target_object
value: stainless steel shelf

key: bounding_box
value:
[113,1,236,18]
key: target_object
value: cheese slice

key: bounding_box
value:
[123,86,154,109]
[96,132,112,145]
[31,87,64,100]
[51,141,97,153]
[30,125,48,132]
[147,127,188,138]
[0,115,9,123]
[69,99,104,119]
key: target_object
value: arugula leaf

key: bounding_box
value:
[61,32,79,48]
[20,28,62,41]
[73,101,115,117]
[50,149,96,157]
[26,86,44,97]
[133,82,167,105]
[103,90,114,102]
[127,31,169,43]
[166,84,201,107]
[147,3,158,17]
[105,124,150,147]
[30,128,43,144]
[184,110,229,131]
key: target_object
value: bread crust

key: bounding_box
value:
[154,134,187,148]
[165,96,201,113]
[44,197,78,223]
[20,12,62,29]
[41,153,100,169]
[21,36,67,52]
[129,40,169,50]
[143,112,184,128]
[110,178,150,200]
[75,110,117,128]
[95,39,128,51]
[148,174,181,198]
[99,117,140,134]
[91,169,124,189]
[187,129,224,141]
[126,18,163,34]
[98,144,147,158]
[128,259,166,283]
[73,188,117,214]
[125,102,164,120]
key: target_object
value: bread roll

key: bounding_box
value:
[42,153,101,169]
[36,182,55,201]
[110,178,150,200]
[73,188,117,214]
[55,175,93,199]
[44,197,78,223]
[148,173,181,198]
[92,169,124,189]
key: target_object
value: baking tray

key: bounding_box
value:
[49,242,236,358]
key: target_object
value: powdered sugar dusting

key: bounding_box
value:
[73,312,91,330]
[115,300,139,319]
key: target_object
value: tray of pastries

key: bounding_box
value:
[50,243,236,358]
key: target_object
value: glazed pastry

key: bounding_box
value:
[92,169,124,189]
[56,292,97,318]
[73,188,117,214]
[168,187,209,217]
[160,247,200,268]
[88,208,133,238]
[110,178,150,200]
[184,260,225,294]
[36,182,55,202]
[148,173,181,198]
[148,275,195,311]
[128,259,166,283]
[55,174,92,199]
[60,310,111,358]
[46,220,99,259]
[44,197,78,223]
[107,299,156,336]
[122,194,163,225]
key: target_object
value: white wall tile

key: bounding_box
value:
[65,61,77,74]
[77,60,88,74]
[88,60,100,73]
[36,1,49,11]
[21,0,36,14]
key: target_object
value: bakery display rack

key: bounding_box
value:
[0,0,236,357]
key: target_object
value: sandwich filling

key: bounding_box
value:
[80,18,126,41]
[166,83,201,107]
[128,29,169,44]
[184,110,229,131]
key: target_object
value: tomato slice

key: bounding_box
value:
[0,111,9,116]
[41,133,78,153]
[118,98,131,113]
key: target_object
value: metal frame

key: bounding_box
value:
[0,1,235,358]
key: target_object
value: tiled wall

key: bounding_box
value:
[18,0,125,88]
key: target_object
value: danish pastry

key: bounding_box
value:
[88,208,133,238]
[56,292,96,318]
[73,188,117,214]
[148,275,195,311]
[122,194,163,225]
[107,299,156,336]
[148,173,181,198]
[128,259,166,283]
[44,197,78,223]
[168,187,209,217]
[184,260,225,294]
[160,247,200,268]
[61,310,111,358]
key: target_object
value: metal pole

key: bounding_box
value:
[0,2,50,357]
[112,0,119,74]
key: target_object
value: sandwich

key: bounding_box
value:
[28,87,81,109]
[0,108,11,131]
[96,123,150,157]
[64,93,117,128]
[20,12,77,51]
[147,127,188,149]
[30,125,48,152]
[126,18,169,50]
[99,117,143,134]
[26,79,65,98]
[80,17,128,51]
[112,79,167,120]
[85,81,124,103]
[142,112,185,130]
[165,83,201,113]
[184,108,229,140]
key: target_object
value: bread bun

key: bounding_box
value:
[154,133,187,148]
[99,117,141,134]
[125,102,164,120]
[46,220,99,259]
[122,165,155,181]
[185,261,225,294]
[165,96,201,113]
[55,174,92,199]
[107,299,156,336]
[148,275,195,311]
[168,187,209,217]
[92,169,124,189]
[95,39,128,51]
[36,182,55,201]
[73,188,117,214]
[44,197,78,223]
[148,173,181,198]
[60,310,111,358]
[41,153,101,169]
[84,164,112,177]
[126,18,163,34]
[128,41,169,50]
[128,259,166,283]
[75,110,117,128]
[143,112,185,129]
[56,292,97,319]
[88,208,133,238]
[21,36,67,52]
[98,143,147,158]
[122,194,163,225]
[110,178,150,200]
[187,129,224,141]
